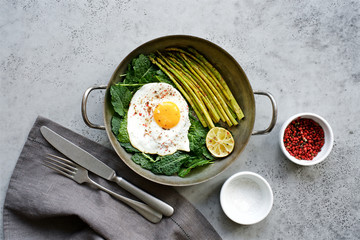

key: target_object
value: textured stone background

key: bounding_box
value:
[1,0,359,239]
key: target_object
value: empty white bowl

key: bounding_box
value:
[220,171,273,225]
[279,113,334,166]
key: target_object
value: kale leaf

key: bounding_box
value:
[112,114,140,153]
[188,114,214,160]
[120,142,140,153]
[131,153,153,170]
[152,151,191,176]
[124,54,159,84]
[117,114,129,143]
[154,70,174,86]
[111,115,122,136]
[178,158,213,177]
[131,151,194,176]
[110,84,132,117]
[110,54,213,178]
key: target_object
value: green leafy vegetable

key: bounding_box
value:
[114,115,140,153]
[154,70,174,86]
[111,115,122,136]
[188,114,214,160]
[152,152,191,176]
[178,158,213,177]
[201,147,214,160]
[117,115,129,143]
[120,142,140,153]
[131,153,153,170]
[123,54,159,84]
[110,85,132,117]
[110,54,214,178]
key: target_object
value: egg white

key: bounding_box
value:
[127,83,190,156]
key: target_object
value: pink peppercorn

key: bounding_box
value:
[283,117,325,160]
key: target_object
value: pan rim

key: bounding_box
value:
[103,35,255,186]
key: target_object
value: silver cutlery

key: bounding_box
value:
[43,154,162,223]
[40,126,174,217]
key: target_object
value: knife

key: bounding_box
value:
[40,126,174,217]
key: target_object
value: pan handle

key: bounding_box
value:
[252,91,278,135]
[81,85,107,130]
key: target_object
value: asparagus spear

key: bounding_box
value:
[166,47,229,98]
[188,48,244,120]
[167,58,218,123]
[149,56,208,127]
[174,53,226,123]
[153,48,244,128]
[155,56,215,128]
[167,47,244,120]
[180,53,237,126]
[166,55,221,123]
[157,52,208,115]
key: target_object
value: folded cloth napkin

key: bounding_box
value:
[3,116,222,240]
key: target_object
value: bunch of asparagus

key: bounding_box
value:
[149,48,244,128]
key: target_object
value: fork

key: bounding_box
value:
[43,154,162,223]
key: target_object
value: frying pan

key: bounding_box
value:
[81,35,277,186]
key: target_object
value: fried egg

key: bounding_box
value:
[127,83,190,155]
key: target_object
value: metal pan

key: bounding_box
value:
[81,35,277,186]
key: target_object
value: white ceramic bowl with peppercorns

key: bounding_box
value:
[279,113,334,166]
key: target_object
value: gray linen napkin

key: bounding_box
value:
[3,116,222,240]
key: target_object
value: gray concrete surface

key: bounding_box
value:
[1,1,359,239]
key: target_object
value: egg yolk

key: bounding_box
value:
[153,102,180,129]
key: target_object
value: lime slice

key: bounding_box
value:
[206,127,234,158]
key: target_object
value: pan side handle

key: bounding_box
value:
[252,91,278,135]
[81,85,107,130]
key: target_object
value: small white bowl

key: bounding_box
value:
[220,171,273,225]
[279,113,334,166]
